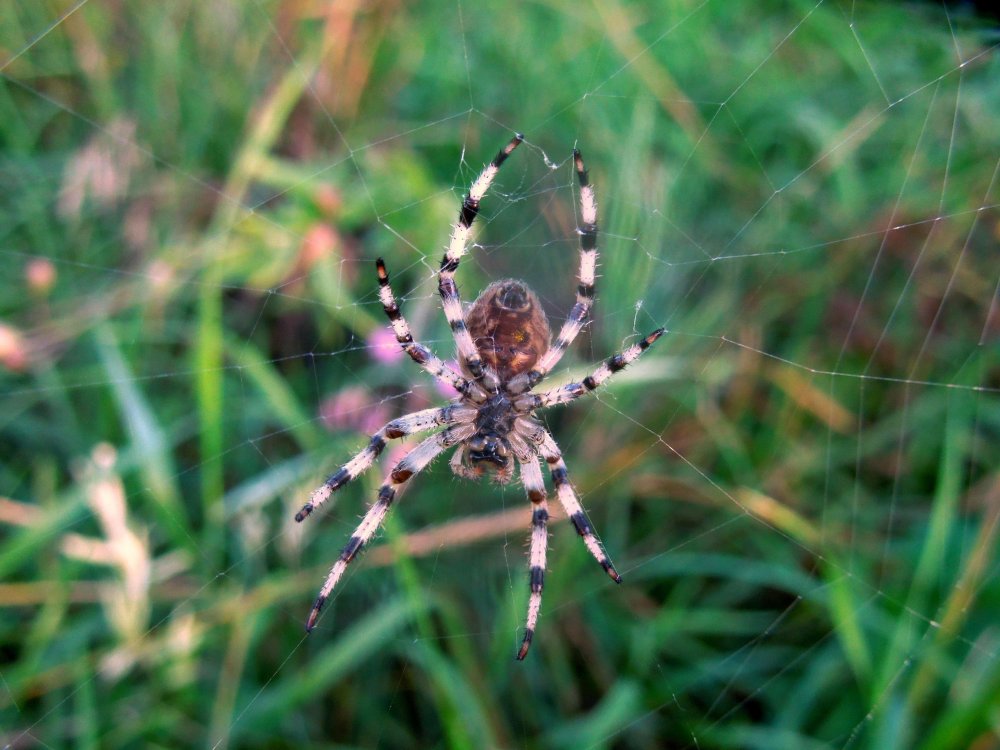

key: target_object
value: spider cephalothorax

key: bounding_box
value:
[468,394,517,468]
[295,134,663,659]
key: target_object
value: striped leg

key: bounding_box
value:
[305,423,474,631]
[517,454,549,661]
[509,149,598,395]
[295,405,475,522]
[538,431,620,583]
[376,258,486,402]
[439,134,523,386]
[514,328,664,411]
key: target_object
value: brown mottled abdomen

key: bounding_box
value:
[466,280,551,381]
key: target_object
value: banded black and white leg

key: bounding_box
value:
[295,405,476,522]
[514,328,665,411]
[517,454,549,660]
[375,258,486,402]
[305,423,475,630]
[509,149,598,395]
[439,134,523,388]
[538,431,620,583]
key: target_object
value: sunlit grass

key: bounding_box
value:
[2,1,1000,748]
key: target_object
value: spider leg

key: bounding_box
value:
[439,134,523,388]
[508,149,597,395]
[516,454,549,661]
[305,423,474,630]
[376,258,487,402]
[296,405,475,521]
[515,328,664,411]
[538,430,620,582]
[512,415,546,446]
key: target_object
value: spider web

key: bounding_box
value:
[2,1,1000,748]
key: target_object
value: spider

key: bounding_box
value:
[295,134,663,659]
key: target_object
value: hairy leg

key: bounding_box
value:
[516,454,549,660]
[296,405,474,521]
[305,423,474,630]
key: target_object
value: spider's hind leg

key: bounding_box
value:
[515,328,664,411]
[508,148,599,395]
[439,134,524,388]
[375,258,485,402]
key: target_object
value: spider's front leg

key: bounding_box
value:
[516,454,549,660]
[305,423,474,630]
[538,430,620,583]
[296,404,475,521]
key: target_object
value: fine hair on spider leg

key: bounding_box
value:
[295,136,663,659]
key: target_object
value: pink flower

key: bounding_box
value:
[319,386,391,435]
[25,259,56,296]
[367,327,404,364]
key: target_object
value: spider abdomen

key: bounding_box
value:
[467,280,551,382]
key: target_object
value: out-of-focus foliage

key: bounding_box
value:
[2,1,1000,748]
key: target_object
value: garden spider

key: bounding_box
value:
[296,134,663,659]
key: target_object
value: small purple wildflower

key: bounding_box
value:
[367,327,404,364]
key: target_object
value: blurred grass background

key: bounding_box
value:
[2,1,1000,748]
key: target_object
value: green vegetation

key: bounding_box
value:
[2,1,999,747]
